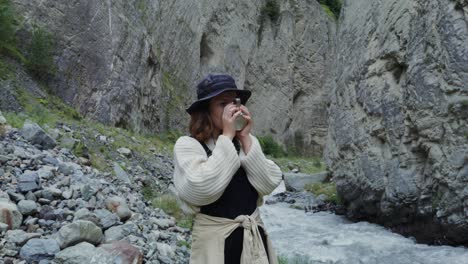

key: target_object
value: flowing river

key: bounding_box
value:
[259,182,468,264]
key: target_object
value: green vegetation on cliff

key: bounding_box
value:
[318,0,342,20]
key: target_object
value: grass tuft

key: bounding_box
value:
[304,182,341,204]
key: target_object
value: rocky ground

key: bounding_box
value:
[0,112,191,264]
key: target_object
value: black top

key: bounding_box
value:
[193,136,269,264]
[198,138,259,219]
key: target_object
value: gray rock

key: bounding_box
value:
[94,209,120,230]
[58,162,78,176]
[56,220,103,249]
[156,242,175,259]
[0,200,22,230]
[112,163,131,184]
[72,208,99,226]
[104,222,138,242]
[17,170,41,193]
[19,238,60,262]
[0,222,8,233]
[62,189,73,200]
[5,229,41,246]
[25,191,37,201]
[94,241,143,264]
[117,148,132,157]
[7,191,25,202]
[53,242,96,264]
[17,199,38,216]
[154,218,175,230]
[284,172,329,192]
[105,196,132,221]
[81,184,97,201]
[37,166,56,180]
[20,120,56,150]
[42,187,63,200]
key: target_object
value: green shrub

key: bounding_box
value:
[258,135,286,158]
[3,112,26,128]
[278,255,313,264]
[304,182,341,204]
[26,25,56,80]
[272,156,326,174]
[72,141,87,158]
[0,0,16,43]
[150,193,194,230]
[318,0,342,19]
[177,240,191,249]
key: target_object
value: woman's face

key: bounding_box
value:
[209,91,237,132]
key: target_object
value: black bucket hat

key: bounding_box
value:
[186,74,251,114]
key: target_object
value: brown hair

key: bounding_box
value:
[189,108,215,142]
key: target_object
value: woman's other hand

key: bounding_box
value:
[236,105,253,153]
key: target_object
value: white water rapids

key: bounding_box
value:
[259,182,468,264]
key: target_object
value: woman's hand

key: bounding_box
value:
[222,103,242,140]
[236,105,253,153]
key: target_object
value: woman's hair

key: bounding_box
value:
[189,106,215,142]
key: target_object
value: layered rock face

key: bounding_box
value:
[11,0,335,156]
[324,0,468,245]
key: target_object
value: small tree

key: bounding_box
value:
[27,25,56,80]
[0,0,24,61]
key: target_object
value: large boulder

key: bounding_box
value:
[324,0,468,246]
[20,120,56,149]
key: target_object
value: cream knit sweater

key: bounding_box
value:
[173,134,282,213]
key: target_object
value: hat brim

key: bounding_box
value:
[186,88,251,114]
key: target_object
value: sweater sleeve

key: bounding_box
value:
[173,135,241,206]
[239,134,283,196]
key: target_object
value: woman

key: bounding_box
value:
[173,73,282,264]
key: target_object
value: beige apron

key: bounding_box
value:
[190,208,278,264]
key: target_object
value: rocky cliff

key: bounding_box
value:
[10,0,335,156]
[6,0,468,246]
[324,0,468,245]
